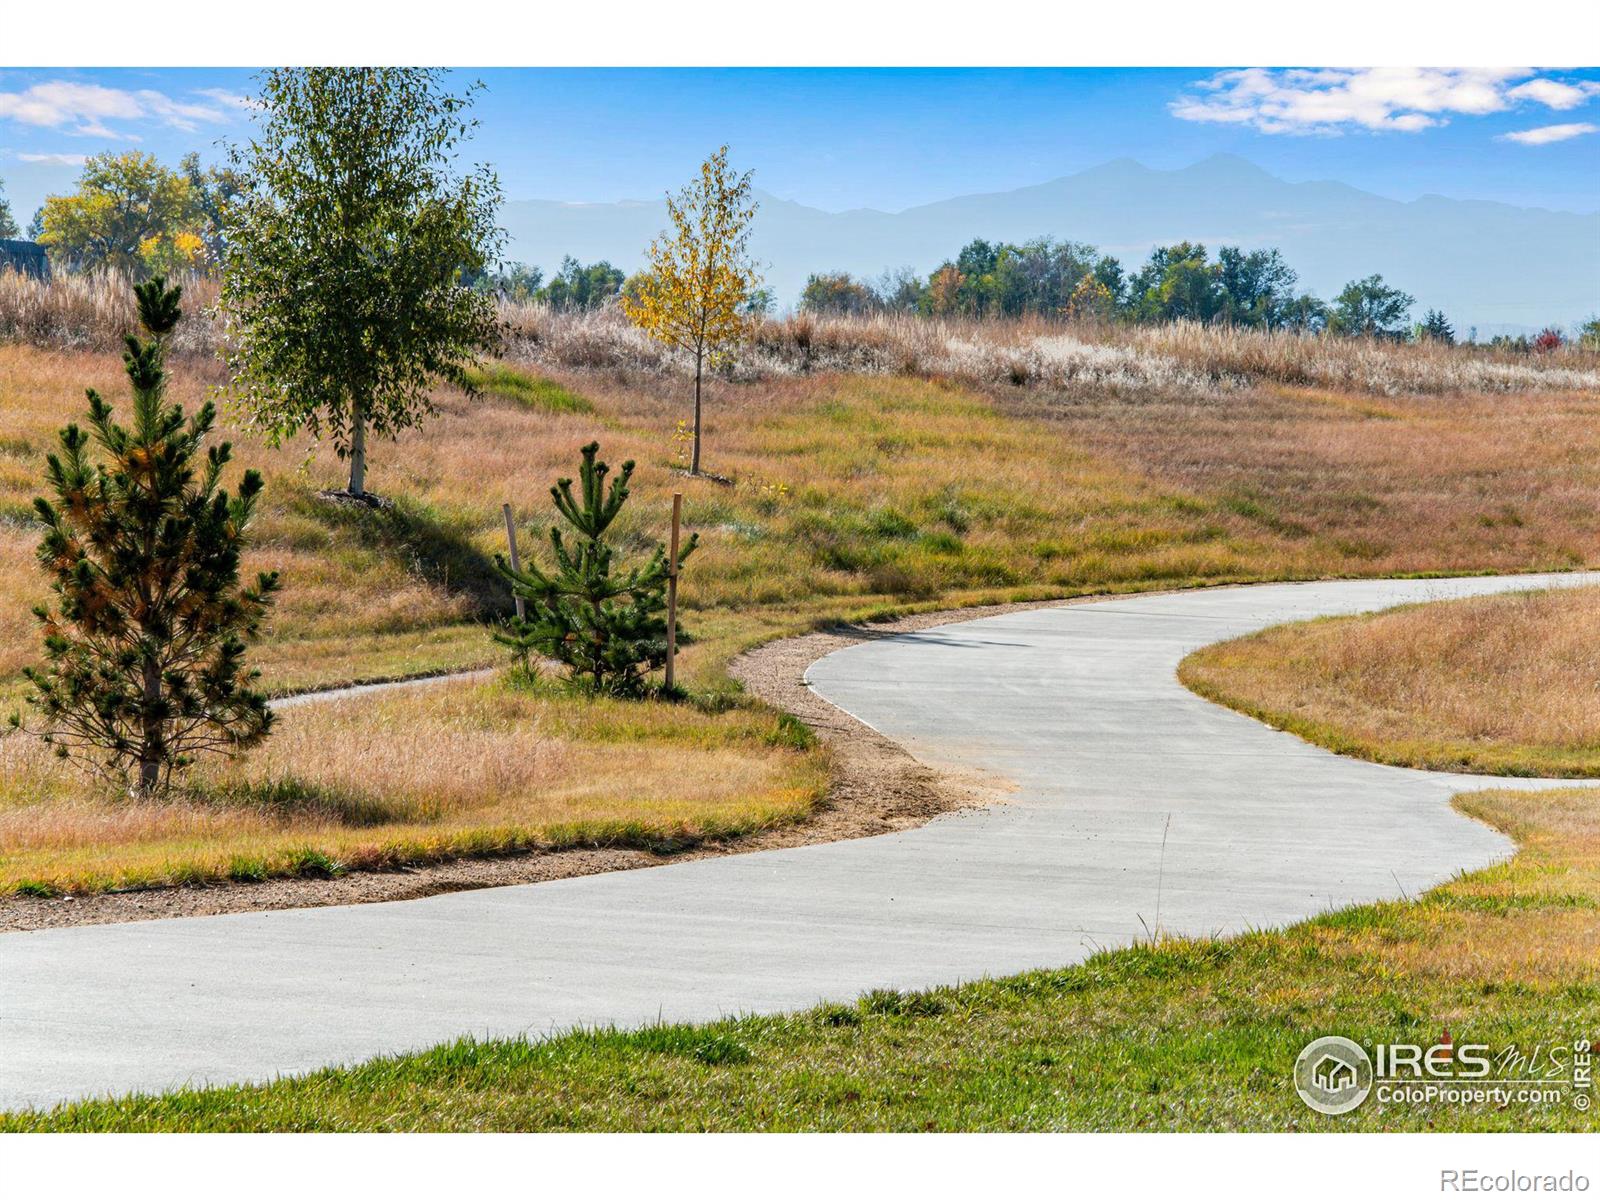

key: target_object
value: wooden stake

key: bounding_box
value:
[501,503,525,621]
[666,491,682,691]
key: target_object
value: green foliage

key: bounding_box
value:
[540,256,625,311]
[495,442,697,696]
[800,271,878,316]
[1126,242,1305,327]
[14,278,279,796]
[482,257,623,310]
[1331,274,1415,338]
[462,364,593,414]
[179,151,246,270]
[0,176,18,240]
[220,68,505,497]
[1214,246,1299,328]
[921,237,1121,318]
[1279,292,1330,333]
[1419,308,1456,345]
[801,239,1439,338]
[482,261,543,302]
[36,152,203,275]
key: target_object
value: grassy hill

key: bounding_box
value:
[3,299,1599,895]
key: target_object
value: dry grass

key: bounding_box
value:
[1016,381,1600,579]
[497,302,1600,397]
[0,270,218,354]
[0,674,824,894]
[1181,586,1600,775]
[1313,786,1600,984]
[0,342,495,688]
[7,272,1595,395]
[4,291,1600,894]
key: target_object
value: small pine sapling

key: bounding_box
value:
[495,442,696,696]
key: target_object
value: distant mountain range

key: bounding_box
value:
[501,154,1600,335]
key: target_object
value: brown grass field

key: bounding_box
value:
[3,282,1600,894]
[0,675,822,895]
[1181,585,1600,776]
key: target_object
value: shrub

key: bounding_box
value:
[495,442,696,696]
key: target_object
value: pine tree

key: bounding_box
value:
[1420,308,1456,345]
[13,277,280,796]
[495,442,696,696]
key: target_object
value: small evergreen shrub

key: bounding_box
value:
[495,442,696,697]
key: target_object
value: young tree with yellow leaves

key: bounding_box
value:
[622,146,760,477]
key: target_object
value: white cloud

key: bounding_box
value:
[1507,78,1600,110]
[1498,122,1598,145]
[15,151,87,166]
[0,80,241,138]
[193,87,256,112]
[1171,68,1599,136]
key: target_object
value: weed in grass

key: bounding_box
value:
[860,988,949,1018]
[287,848,345,879]
[813,1003,862,1028]
[765,712,817,751]
[226,857,270,884]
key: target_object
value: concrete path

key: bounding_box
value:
[3,573,1595,1111]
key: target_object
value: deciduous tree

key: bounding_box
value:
[621,146,761,476]
[36,152,198,275]
[541,256,625,311]
[1331,274,1414,338]
[800,271,878,316]
[221,68,504,499]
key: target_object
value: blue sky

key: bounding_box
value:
[2,67,1597,225]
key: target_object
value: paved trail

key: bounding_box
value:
[3,574,1595,1111]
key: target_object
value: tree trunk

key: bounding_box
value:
[137,657,162,797]
[348,398,367,496]
[690,352,703,476]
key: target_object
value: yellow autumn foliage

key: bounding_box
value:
[621,145,761,474]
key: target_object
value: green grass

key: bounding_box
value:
[8,787,1597,1131]
[464,362,594,415]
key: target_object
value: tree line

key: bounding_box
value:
[799,237,1449,340]
[9,157,1594,351]
[1,153,240,276]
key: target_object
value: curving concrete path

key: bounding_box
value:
[2,573,1596,1111]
